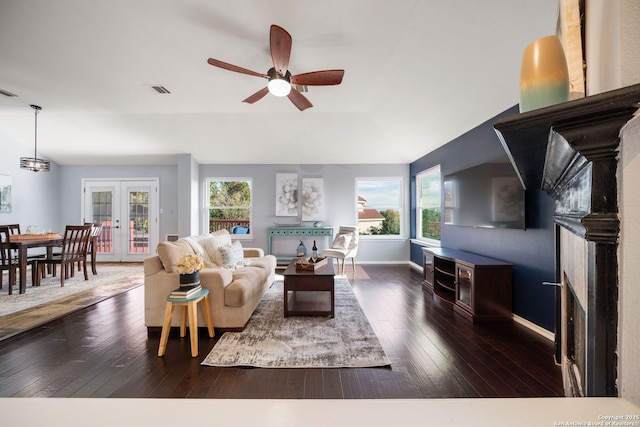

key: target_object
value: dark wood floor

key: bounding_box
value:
[0,265,563,398]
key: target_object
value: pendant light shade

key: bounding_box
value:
[20,104,50,172]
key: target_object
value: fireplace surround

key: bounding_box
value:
[494,83,640,397]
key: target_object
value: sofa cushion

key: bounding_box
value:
[224,268,262,306]
[182,235,206,258]
[244,257,275,283]
[199,235,220,266]
[184,234,224,266]
[157,239,195,273]
[218,240,244,268]
[211,229,232,247]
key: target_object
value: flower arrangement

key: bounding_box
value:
[175,253,204,275]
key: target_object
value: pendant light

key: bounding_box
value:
[20,104,50,172]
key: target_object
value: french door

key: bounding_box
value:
[82,179,159,262]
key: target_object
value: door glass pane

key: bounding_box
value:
[129,191,149,254]
[91,191,112,254]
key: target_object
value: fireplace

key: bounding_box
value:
[494,83,640,397]
[563,274,586,396]
[558,224,591,396]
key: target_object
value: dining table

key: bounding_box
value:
[8,233,63,294]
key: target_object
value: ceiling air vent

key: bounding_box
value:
[151,85,171,94]
[0,89,18,97]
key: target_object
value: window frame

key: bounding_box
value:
[355,176,404,239]
[204,177,253,240]
[415,165,442,246]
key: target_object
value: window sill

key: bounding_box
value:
[358,235,407,241]
[410,238,441,248]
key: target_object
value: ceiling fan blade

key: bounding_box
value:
[287,89,313,111]
[242,87,270,104]
[207,58,268,79]
[291,70,345,86]
[270,25,292,77]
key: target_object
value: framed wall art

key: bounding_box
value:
[0,174,12,213]
[301,177,325,221]
[275,173,298,216]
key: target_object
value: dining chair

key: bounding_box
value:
[0,224,20,259]
[0,222,48,267]
[323,225,359,275]
[0,226,39,294]
[0,224,21,261]
[35,224,92,287]
[84,222,103,275]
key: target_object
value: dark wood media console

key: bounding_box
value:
[422,247,513,322]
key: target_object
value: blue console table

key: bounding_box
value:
[267,226,333,262]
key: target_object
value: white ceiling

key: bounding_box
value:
[0,0,559,166]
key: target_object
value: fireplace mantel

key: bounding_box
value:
[494,84,640,397]
[493,84,640,192]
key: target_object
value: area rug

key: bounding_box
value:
[0,263,143,341]
[201,278,391,368]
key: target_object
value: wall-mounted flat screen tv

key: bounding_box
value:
[443,156,525,229]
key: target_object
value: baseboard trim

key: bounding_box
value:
[512,314,555,342]
[408,261,422,272]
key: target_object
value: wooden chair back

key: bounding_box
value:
[0,224,20,259]
[90,222,104,239]
[0,224,20,235]
[0,226,12,267]
[60,225,93,262]
[85,222,104,253]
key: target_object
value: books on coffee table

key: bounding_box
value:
[169,284,202,299]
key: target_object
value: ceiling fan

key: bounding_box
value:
[207,24,344,111]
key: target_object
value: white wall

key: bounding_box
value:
[586,0,640,405]
[177,154,200,237]
[586,0,640,94]
[0,131,61,232]
[620,0,640,87]
[199,163,411,263]
[50,162,410,263]
[619,115,640,404]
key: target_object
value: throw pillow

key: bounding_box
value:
[218,240,244,269]
[183,236,211,263]
[332,233,352,251]
[157,240,195,273]
[199,234,220,266]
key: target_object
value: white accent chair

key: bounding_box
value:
[323,225,359,275]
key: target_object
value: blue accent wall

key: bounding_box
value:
[410,105,557,331]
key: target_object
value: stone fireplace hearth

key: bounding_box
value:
[494,83,640,397]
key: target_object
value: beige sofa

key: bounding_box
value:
[144,230,276,332]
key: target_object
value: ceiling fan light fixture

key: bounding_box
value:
[267,67,291,97]
[20,104,50,172]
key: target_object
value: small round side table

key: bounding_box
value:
[157,288,214,358]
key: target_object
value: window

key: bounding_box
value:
[206,178,252,237]
[416,165,441,243]
[356,178,402,237]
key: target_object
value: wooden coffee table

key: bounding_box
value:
[282,259,336,317]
